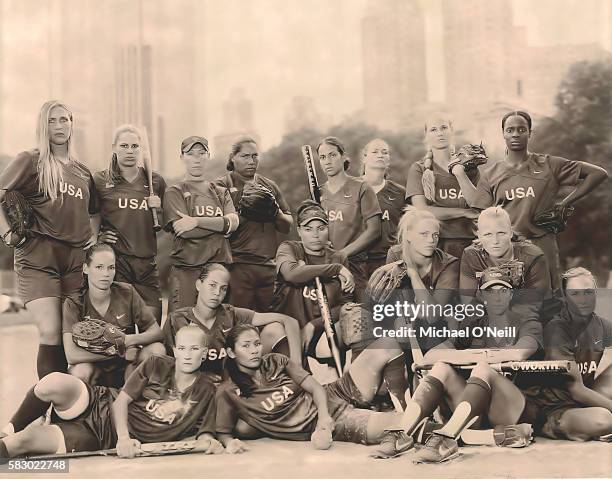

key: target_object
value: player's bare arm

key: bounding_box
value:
[251,312,302,365]
[298,375,334,433]
[111,391,142,459]
[123,321,163,349]
[557,161,608,207]
[332,215,381,264]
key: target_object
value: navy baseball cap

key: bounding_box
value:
[181,136,209,154]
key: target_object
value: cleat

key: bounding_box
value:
[413,433,459,464]
[415,419,443,444]
[494,423,533,448]
[370,431,414,459]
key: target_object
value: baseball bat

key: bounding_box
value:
[139,126,162,231]
[27,439,213,460]
[413,360,571,374]
[301,145,343,378]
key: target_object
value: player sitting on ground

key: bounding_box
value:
[521,267,612,441]
[376,267,541,463]
[162,263,302,385]
[63,243,165,387]
[216,324,409,453]
[0,325,222,460]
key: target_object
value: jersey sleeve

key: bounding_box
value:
[194,386,217,439]
[459,250,480,295]
[232,306,256,325]
[435,258,460,290]
[284,358,312,387]
[360,182,382,221]
[276,242,342,283]
[88,173,100,214]
[163,186,187,230]
[602,317,612,349]
[517,317,543,347]
[221,187,237,215]
[215,387,239,435]
[62,296,82,334]
[130,286,157,332]
[0,152,35,192]
[122,355,156,401]
[470,171,494,210]
[544,319,575,361]
[405,162,425,200]
[548,156,581,187]
[524,253,552,291]
[154,173,167,200]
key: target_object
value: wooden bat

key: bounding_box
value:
[414,360,571,374]
[139,126,162,231]
[27,439,214,460]
[301,145,343,378]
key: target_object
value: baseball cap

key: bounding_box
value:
[181,136,209,154]
[479,268,513,290]
[297,203,328,227]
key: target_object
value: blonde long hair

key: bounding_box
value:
[36,100,78,201]
[421,116,455,202]
[397,206,439,262]
[107,124,142,184]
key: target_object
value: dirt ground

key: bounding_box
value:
[1,314,611,479]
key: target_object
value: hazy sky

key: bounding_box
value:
[1,0,609,155]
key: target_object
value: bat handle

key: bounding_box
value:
[151,207,162,231]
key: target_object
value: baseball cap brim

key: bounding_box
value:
[480,279,513,290]
[299,215,328,227]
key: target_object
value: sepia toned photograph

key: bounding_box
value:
[0,0,611,477]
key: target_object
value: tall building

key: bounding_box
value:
[213,89,260,161]
[362,0,428,130]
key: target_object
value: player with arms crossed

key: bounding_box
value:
[360,138,406,276]
[214,137,293,312]
[163,136,239,312]
[0,325,222,460]
[94,125,165,322]
[317,136,382,302]
[406,115,483,259]
[62,243,165,387]
[521,267,612,441]
[0,101,99,378]
[162,263,302,385]
[379,267,541,463]
[216,324,409,453]
[469,110,608,290]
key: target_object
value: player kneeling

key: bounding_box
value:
[63,243,165,387]
[0,325,222,460]
[216,324,409,454]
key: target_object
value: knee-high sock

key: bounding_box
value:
[9,387,51,433]
[37,345,67,378]
[400,375,445,435]
[437,377,491,439]
[383,355,408,410]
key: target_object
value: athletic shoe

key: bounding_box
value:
[598,433,612,442]
[415,419,443,444]
[370,431,414,459]
[412,433,459,464]
[494,423,533,448]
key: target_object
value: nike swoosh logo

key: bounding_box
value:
[344,194,352,198]
[533,170,542,174]
[396,436,412,450]
[116,314,125,320]
[105,183,115,188]
[594,339,603,344]
[222,328,232,333]
[387,196,396,201]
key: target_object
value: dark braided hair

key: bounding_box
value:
[501,110,532,131]
[225,324,261,398]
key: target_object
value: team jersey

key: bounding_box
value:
[471,153,581,238]
[162,304,255,377]
[93,168,166,258]
[0,149,98,247]
[214,173,291,266]
[216,353,322,440]
[405,160,480,239]
[271,240,351,330]
[386,245,459,292]
[62,282,157,336]
[320,176,382,263]
[368,180,406,261]
[459,239,551,296]
[545,304,612,388]
[163,180,235,267]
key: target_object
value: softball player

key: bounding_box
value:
[0,325,221,459]
[216,324,408,452]
[163,136,239,313]
[162,263,302,385]
[214,137,293,312]
[0,101,99,378]
[470,110,608,290]
[317,137,382,302]
[387,270,541,463]
[361,138,406,276]
[62,243,165,387]
[521,267,612,441]
[406,115,481,260]
[94,124,165,322]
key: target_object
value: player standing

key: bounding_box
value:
[94,124,165,322]
[405,115,481,260]
[469,110,608,290]
[162,263,302,385]
[317,137,382,302]
[360,138,406,276]
[214,137,293,312]
[0,101,99,378]
[0,325,222,459]
[163,136,239,313]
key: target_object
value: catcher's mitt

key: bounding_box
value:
[533,203,575,234]
[477,260,524,289]
[239,182,279,223]
[1,190,33,247]
[366,261,408,304]
[448,143,488,174]
[72,318,126,357]
[338,302,374,347]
